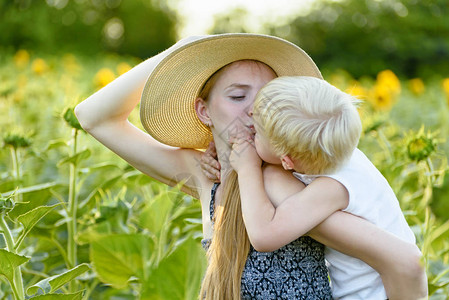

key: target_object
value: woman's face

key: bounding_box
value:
[206,61,276,146]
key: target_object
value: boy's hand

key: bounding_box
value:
[229,132,262,173]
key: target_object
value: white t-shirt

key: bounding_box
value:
[293,148,416,300]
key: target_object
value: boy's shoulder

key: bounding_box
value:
[261,164,306,206]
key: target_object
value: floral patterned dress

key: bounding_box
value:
[201,183,332,300]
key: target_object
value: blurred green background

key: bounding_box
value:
[1,0,448,78]
[1,0,449,299]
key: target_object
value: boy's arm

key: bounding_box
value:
[262,164,427,300]
[309,213,428,300]
[230,140,348,252]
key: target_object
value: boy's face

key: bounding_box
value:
[254,123,280,164]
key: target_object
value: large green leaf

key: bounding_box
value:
[0,249,30,286]
[90,234,152,289]
[138,190,175,236]
[16,204,61,243]
[26,263,90,295]
[29,291,83,299]
[141,238,206,300]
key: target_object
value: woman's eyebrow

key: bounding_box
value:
[224,83,251,91]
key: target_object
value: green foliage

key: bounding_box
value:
[0,249,29,287]
[210,0,449,79]
[27,264,90,296]
[282,0,449,78]
[0,0,178,58]
[29,292,84,300]
[1,48,449,298]
[63,108,83,131]
[0,50,206,298]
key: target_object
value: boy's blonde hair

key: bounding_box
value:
[253,76,362,175]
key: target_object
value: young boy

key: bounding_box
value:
[229,76,418,299]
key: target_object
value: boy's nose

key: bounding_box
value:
[247,104,254,117]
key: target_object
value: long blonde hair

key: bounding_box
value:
[199,170,250,300]
[198,60,274,299]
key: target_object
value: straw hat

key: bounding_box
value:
[140,33,322,149]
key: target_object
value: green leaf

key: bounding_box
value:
[57,149,91,167]
[44,139,67,151]
[90,234,152,289]
[63,107,83,131]
[0,249,30,286]
[77,221,113,245]
[7,189,55,222]
[79,162,121,174]
[29,291,83,299]
[141,238,206,300]
[2,182,59,198]
[78,174,124,209]
[138,190,175,236]
[26,263,90,295]
[16,204,61,243]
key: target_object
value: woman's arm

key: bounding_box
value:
[75,37,207,197]
[262,164,427,300]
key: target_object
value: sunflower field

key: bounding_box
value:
[1,48,449,299]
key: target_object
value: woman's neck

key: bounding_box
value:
[214,139,233,177]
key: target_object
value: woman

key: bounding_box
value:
[75,34,426,299]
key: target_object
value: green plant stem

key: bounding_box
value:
[9,147,21,203]
[377,129,393,162]
[10,146,20,182]
[0,216,25,300]
[83,278,99,300]
[67,128,79,293]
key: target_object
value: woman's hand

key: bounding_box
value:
[200,141,221,182]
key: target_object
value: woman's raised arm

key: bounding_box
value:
[75,37,207,197]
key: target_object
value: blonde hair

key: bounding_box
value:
[253,76,362,175]
[199,60,275,299]
[199,171,250,300]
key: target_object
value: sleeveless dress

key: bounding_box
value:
[201,183,332,300]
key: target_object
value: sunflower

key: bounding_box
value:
[442,78,449,106]
[94,68,115,88]
[31,58,48,75]
[377,69,401,96]
[408,78,425,96]
[369,83,393,111]
[14,49,30,68]
[117,62,132,76]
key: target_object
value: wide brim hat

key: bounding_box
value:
[140,33,323,149]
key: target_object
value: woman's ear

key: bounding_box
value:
[194,97,212,127]
[280,155,295,170]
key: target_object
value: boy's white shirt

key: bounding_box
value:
[293,148,416,300]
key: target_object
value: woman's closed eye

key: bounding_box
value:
[230,95,246,101]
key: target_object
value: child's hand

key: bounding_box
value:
[229,132,262,173]
[200,141,221,182]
